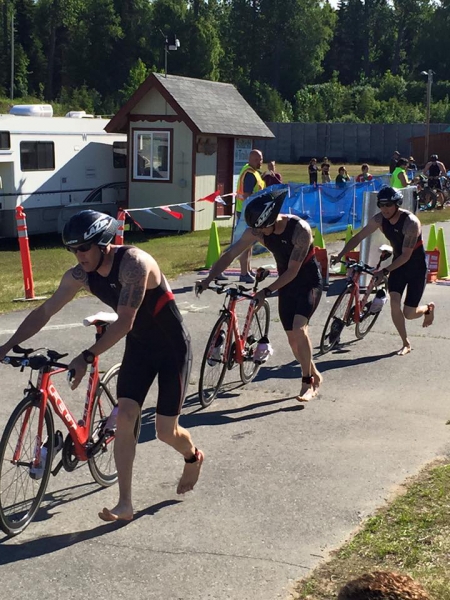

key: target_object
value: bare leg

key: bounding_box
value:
[239,247,252,277]
[156,414,204,495]
[99,397,140,522]
[389,292,411,355]
[287,315,318,402]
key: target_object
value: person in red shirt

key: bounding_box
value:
[355,163,373,182]
[262,161,283,187]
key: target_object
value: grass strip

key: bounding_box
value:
[291,459,450,600]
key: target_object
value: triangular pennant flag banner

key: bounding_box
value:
[198,190,221,203]
[161,206,183,220]
[179,203,195,211]
[124,210,143,231]
[215,196,226,205]
[145,208,158,216]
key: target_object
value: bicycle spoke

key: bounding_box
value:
[198,316,231,408]
[240,300,270,384]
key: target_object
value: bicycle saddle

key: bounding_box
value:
[83,312,118,327]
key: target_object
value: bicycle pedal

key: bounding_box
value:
[51,459,64,477]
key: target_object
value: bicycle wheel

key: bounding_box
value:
[320,288,354,354]
[0,396,55,536]
[240,300,271,384]
[88,364,141,487]
[355,289,384,339]
[198,314,231,408]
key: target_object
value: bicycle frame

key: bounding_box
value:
[343,270,378,324]
[217,292,259,366]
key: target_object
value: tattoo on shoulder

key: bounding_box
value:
[290,223,311,263]
[403,217,420,249]
[374,213,383,224]
[118,249,148,309]
[119,249,147,285]
[72,264,89,288]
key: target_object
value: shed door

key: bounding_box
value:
[216,137,234,217]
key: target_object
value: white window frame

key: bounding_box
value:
[133,130,171,181]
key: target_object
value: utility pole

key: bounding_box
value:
[421,69,434,164]
[10,7,14,101]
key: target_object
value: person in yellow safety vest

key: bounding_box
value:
[390,157,410,188]
[234,149,266,283]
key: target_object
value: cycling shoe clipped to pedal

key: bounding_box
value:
[253,336,273,364]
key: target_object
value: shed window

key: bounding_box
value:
[20,141,55,171]
[133,130,170,180]
[113,141,127,169]
[0,131,10,150]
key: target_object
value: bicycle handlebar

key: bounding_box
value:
[204,282,256,301]
[2,349,69,371]
[336,259,377,276]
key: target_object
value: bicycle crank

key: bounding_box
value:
[61,434,79,472]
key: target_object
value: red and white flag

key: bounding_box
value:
[161,206,183,220]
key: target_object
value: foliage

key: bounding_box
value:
[0,0,448,123]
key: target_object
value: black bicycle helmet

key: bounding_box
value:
[244,188,288,229]
[430,154,438,161]
[377,186,403,205]
[62,210,118,247]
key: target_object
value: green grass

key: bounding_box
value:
[291,460,450,600]
[1,162,450,314]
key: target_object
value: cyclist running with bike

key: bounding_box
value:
[332,186,435,356]
[0,210,204,523]
[196,188,323,402]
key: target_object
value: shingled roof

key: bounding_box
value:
[105,73,274,139]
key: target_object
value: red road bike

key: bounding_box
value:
[0,312,141,537]
[197,268,271,408]
[320,246,393,354]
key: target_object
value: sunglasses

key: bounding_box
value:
[66,242,94,254]
[377,201,395,208]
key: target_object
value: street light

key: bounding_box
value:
[421,69,434,164]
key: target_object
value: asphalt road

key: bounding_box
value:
[0,222,449,600]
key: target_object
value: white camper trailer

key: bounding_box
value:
[0,107,127,237]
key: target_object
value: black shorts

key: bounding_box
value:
[428,177,441,190]
[117,326,192,416]
[278,258,323,330]
[388,262,427,308]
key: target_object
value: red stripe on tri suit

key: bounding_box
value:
[153,291,175,317]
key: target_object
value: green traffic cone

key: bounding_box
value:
[427,224,437,251]
[437,227,449,278]
[205,222,221,268]
[313,228,325,249]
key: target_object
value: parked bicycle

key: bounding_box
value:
[320,245,393,354]
[196,267,271,408]
[0,312,141,537]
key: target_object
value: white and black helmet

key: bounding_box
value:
[377,186,403,206]
[62,210,118,247]
[245,187,288,229]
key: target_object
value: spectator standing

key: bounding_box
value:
[335,166,350,186]
[355,163,373,182]
[234,149,266,283]
[308,158,318,185]
[389,150,400,174]
[408,156,418,171]
[262,161,283,187]
[391,157,410,188]
[321,162,331,183]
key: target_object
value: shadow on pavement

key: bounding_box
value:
[0,499,180,561]
[316,350,398,372]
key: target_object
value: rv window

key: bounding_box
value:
[20,141,55,171]
[113,142,127,169]
[133,130,170,180]
[0,131,10,150]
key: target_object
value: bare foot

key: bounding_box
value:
[397,344,412,356]
[312,370,323,391]
[177,449,204,495]
[98,504,133,522]
[296,382,317,403]
[423,302,435,327]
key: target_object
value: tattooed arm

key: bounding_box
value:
[0,267,85,360]
[84,248,153,358]
[384,215,420,273]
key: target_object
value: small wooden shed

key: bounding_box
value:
[409,131,450,168]
[106,73,274,231]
